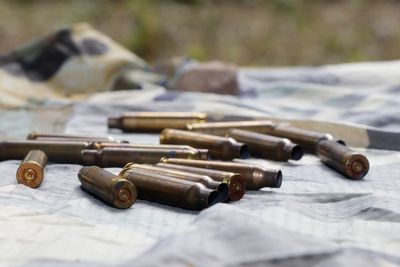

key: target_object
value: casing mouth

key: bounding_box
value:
[207,191,220,207]
[274,170,283,188]
[216,183,230,202]
[239,144,250,159]
[108,117,120,129]
[290,145,304,161]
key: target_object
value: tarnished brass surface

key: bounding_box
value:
[160,158,282,190]
[119,167,219,210]
[226,129,303,161]
[16,150,48,188]
[160,129,249,160]
[78,166,137,209]
[317,140,369,180]
[157,162,245,201]
[92,143,209,160]
[82,147,201,167]
[124,163,229,202]
[108,112,207,133]
[186,120,276,136]
[0,140,90,164]
[27,132,127,143]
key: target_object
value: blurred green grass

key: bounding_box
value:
[1,0,400,66]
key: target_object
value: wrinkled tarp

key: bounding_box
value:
[1,25,400,267]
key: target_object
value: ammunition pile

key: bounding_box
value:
[2,112,370,211]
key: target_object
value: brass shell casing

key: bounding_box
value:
[160,158,282,190]
[226,129,303,161]
[186,120,276,136]
[27,132,127,143]
[317,140,369,180]
[119,167,219,210]
[108,112,207,133]
[16,150,48,188]
[78,166,137,209]
[81,147,201,167]
[124,163,229,202]
[160,128,249,160]
[157,162,246,201]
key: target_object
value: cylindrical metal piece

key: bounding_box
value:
[16,150,48,188]
[160,129,249,160]
[124,163,229,202]
[119,167,219,210]
[160,158,282,190]
[186,120,276,136]
[27,132,127,143]
[81,147,202,167]
[317,140,369,180]
[92,143,209,160]
[0,140,90,164]
[156,162,246,201]
[78,166,137,209]
[226,129,303,161]
[108,112,207,133]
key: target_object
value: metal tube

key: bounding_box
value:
[160,158,282,190]
[317,140,369,180]
[160,129,249,160]
[156,162,246,201]
[226,129,303,161]
[0,140,90,164]
[108,112,207,133]
[27,132,127,143]
[16,150,48,188]
[186,120,276,136]
[124,163,229,202]
[78,166,137,209]
[119,167,219,210]
[81,147,201,167]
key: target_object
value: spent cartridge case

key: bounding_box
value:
[317,140,369,180]
[157,162,246,201]
[186,120,276,136]
[0,140,90,164]
[78,166,137,209]
[124,163,229,202]
[27,132,127,143]
[108,112,207,133]
[160,129,249,160]
[16,150,48,188]
[160,158,282,190]
[226,129,303,161]
[119,167,219,210]
[81,147,201,167]
[92,143,209,160]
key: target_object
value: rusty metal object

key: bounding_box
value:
[317,140,369,180]
[160,158,282,190]
[186,120,276,136]
[157,162,245,201]
[124,163,229,202]
[78,166,137,209]
[226,129,303,161]
[27,132,127,143]
[16,150,48,188]
[108,112,207,133]
[92,143,209,160]
[0,140,90,164]
[160,129,249,160]
[82,147,203,167]
[119,167,219,210]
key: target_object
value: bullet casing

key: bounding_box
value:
[0,140,90,164]
[226,129,303,161]
[157,162,246,201]
[82,147,202,167]
[186,120,276,136]
[108,112,207,133]
[317,140,369,180]
[119,167,219,210]
[27,132,126,143]
[160,158,282,190]
[16,150,48,188]
[123,163,229,202]
[78,166,137,209]
[160,129,249,160]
